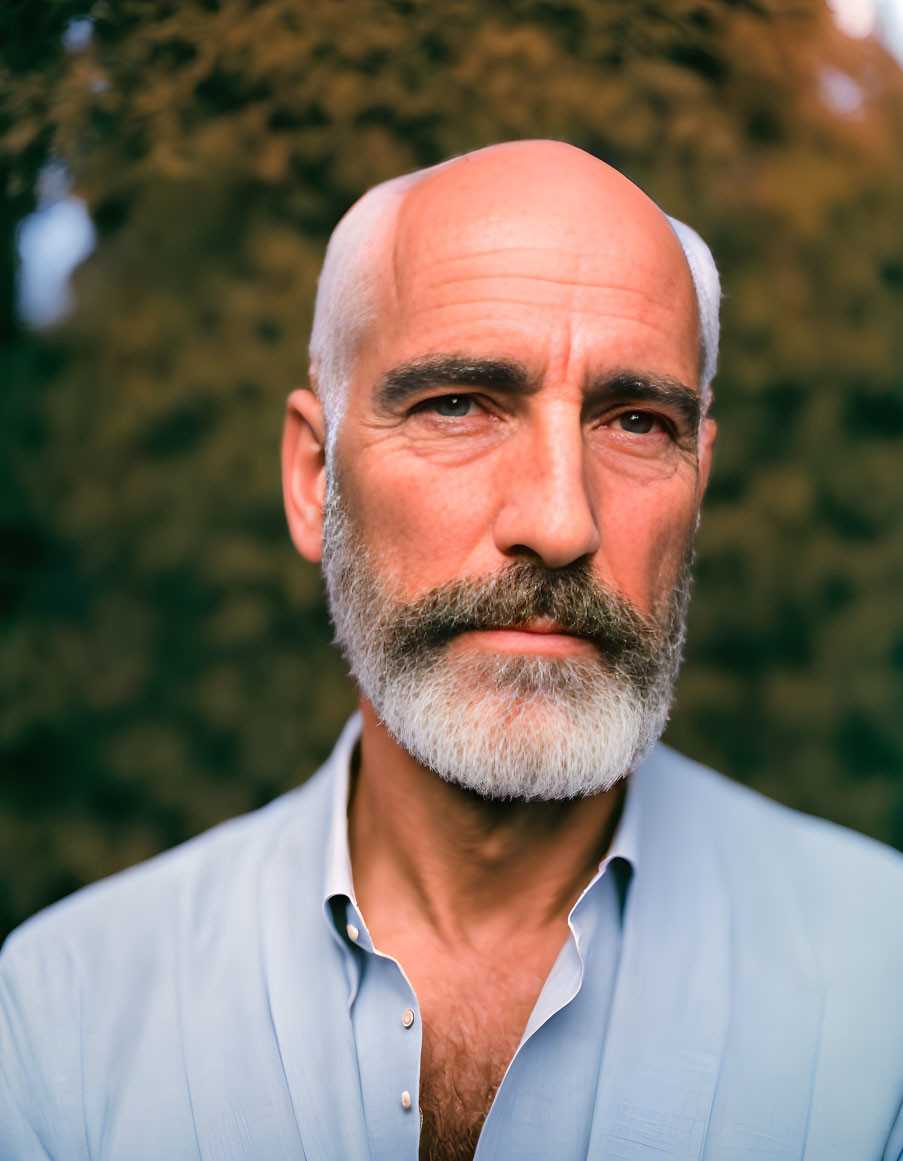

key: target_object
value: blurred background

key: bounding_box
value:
[1,0,902,943]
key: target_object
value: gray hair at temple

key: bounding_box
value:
[309,154,721,454]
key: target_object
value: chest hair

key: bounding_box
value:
[416,955,554,1161]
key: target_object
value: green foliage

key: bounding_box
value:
[2,0,901,939]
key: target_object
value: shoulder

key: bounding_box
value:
[1,761,333,978]
[648,743,903,880]
[643,744,903,964]
[640,746,903,1142]
[0,760,338,1158]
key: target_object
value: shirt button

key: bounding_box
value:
[402,1008,415,1028]
[401,1090,412,1110]
[346,923,360,942]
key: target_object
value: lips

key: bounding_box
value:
[492,619,583,637]
[460,622,597,657]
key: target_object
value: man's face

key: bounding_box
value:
[319,145,716,797]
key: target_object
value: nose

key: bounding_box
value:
[492,414,601,569]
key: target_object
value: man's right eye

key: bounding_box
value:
[422,395,477,418]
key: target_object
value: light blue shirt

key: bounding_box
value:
[2,715,903,1160]
[320,718,638,1161]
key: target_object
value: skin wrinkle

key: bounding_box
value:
[420,270,691,297]
[410,297,690,320]
[557,312,576,407]
[386,189,407,338]
[428,244,643,261]
[354,422,693,485]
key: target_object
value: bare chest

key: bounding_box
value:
[415,957,556,1161]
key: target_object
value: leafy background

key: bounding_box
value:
[2,0,902,942]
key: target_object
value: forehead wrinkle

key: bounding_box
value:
[420,219,693,279]
[382,157,701,388]
[419,270,687,292]
[410,297,691,321]
[428,244,614,264]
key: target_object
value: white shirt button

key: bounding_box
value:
[401,1090,412,1110]
[402,1008,415,1028]
[346,923,359,942]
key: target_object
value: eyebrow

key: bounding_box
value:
[372,355,703,431]
[373,355,534,412]
[587,371,703,431]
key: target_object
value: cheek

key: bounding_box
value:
[339,452,498,582]
[593,464,699,603]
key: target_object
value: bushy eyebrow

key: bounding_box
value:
[372,355,702,431]
[373,355,534,412]
[587,371,702,431]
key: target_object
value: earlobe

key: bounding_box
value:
[282,387,327,563]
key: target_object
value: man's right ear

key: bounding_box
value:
[282,387,327,563]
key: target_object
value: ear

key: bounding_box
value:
[282,387,327,562]
[697,416,718,496]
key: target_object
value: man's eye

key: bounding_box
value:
[426,395,477,418]
[611,410,661,435]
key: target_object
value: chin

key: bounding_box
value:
[371,652,672,801]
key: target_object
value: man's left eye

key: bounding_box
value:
[611,410,661,435]
[426,395,477,418]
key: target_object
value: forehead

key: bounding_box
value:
[357,151,700,392]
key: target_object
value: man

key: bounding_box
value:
[1,141,901,1161]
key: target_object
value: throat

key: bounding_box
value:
[350,713,627,941]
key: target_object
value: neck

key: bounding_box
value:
[348,699,625,952]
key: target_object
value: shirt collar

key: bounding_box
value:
[321,712,640,919]
[322,712,363,909]
[601,757,641,879]
[572,769,639,923]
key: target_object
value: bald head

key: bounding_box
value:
[309,141,720,445]
[398,141,687,276]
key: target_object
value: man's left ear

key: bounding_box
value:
[282,386,327,563]
[698,416,717,495]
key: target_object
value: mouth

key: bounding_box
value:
[454,619,597,656]
[505,618,574,634]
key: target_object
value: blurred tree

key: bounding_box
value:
[1,0,901,939]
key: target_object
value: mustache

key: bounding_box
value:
[383,561,669,684]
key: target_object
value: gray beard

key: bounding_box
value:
[321,470,694,801]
